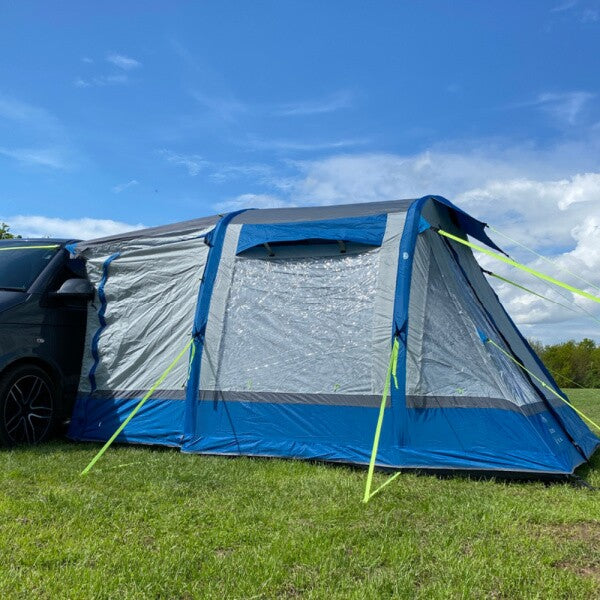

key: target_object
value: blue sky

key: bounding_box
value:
[1,1,600,341]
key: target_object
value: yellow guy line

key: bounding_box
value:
[488,225,600,294]
[363,337,400,503]
[0,245,59,251]
[438,230,600,305]
[81,337,194,475]
[486,338,600,433]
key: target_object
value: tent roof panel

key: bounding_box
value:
[75,214,221,251]
[231,198,415,224]
[75,198,416,251]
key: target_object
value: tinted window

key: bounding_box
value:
[0,245,59,291]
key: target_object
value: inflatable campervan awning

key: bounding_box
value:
[69,196,599,491]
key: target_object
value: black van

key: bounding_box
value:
[0,239,93,445]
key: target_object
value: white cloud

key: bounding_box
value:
[283,151,522,206]
[74,74,129,88]
[106,53,141,70]
[510,91,595,126]
[81,56,94,64]
[551,0,578,12]
[246,138,368,152]
[581,7,600,21]
[549,1,600,23]
[112,179,139,194]
[190,89,354,122]
[213,193,295,213]
[191,91,247,122]
[0,95,76,169]
[74,54,140,88]
[0,147,69,169]
[274,90,354,116]
[537,91,594,125]
[2,215,145,240]
[0,95,62,132]
[160,149,207,176]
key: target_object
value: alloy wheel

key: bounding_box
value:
[3,374,53,444]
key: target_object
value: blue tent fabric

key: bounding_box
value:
[183,209,248,441]
[236,214,388,253]
[67,195,599,477]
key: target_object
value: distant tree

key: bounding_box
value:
[527,338,600,389]
[0,222,20,239]
[528,339,545,357]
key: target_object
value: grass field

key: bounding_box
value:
[0,390,599,599]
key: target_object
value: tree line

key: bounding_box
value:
[529,339,600,389]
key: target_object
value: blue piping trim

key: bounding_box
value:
[183,209,249,441]
[88,252,121,394]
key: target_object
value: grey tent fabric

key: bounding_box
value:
[406,230,543,409]
[75,215,220,252]
[78,229,213,397]
[420,199,562,403]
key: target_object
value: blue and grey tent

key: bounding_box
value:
[69,196,599,484]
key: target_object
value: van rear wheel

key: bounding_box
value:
[0,365,58,445]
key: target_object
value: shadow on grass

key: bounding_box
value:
[2,434,598,491]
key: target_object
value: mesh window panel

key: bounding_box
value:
[212,248,382,396]
[407,233,542,407]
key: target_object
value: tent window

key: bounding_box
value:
[211,247,381,396]
[406,231,542,408]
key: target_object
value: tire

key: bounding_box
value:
[0,364,59,445]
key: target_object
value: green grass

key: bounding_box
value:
[0,390,599,599]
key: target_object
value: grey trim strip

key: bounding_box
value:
[198,390,385,407]
[406,395,548,415]
[370,212,405,395]
[231,198,414,224]
[200,223,243,391]
[89,390,551,414]
[92,389,187,400]
[91,390,550,414]
[90,388,386,407]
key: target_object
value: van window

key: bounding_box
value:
[0,246,59,291]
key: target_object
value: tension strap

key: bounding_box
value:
[488,225,600,294]
[485,271,584,317]
[483,336,600,434]
[363,337,400,503]
[438,230,600,305]
[81,337,194,475]
[0,244,59,251]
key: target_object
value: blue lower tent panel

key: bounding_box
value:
[68,396,597,476]
[552,402,600,459]
[182,401,401,467]
[180,400,594,475]
[401,406,592,474]
[68,396,185,447]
